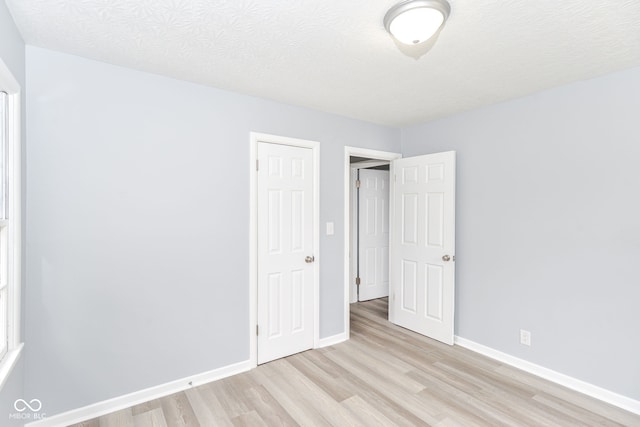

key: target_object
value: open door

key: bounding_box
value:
[389,151,456,345]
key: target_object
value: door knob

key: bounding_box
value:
[305,256,315,263]
[442,255,451,262]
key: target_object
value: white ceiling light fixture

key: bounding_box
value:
[384,0,451,45]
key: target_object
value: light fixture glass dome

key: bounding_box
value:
[384,0,451,45]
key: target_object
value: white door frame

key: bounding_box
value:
[343,147,401,336]
[350,168,358,303]
[250,132,320,367]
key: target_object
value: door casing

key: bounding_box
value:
[250,132,320,367]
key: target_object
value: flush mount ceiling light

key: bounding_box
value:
[384,0,451,45]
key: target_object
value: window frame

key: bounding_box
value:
[0,57,23,390]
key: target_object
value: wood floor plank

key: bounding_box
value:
[131,399,162,416]
[407,363,483,397]
[184,385,233,427]
[133,408,168,427]
[241,384,299,427]
[410,366,560,427]
[300,348,431,426]
[345,333,420,374]
[99,408,135,427]
[231,410,267,427]
[532,392,625,426]
[434,357,537,401]
[421,387,494,427]
[207,376,251,419]
[340,394,398,426]
[251,363,332,426]
[495,364,640,426]
[326,341,427,395]
[158,392,199,427]
[71,298,640,427]
[286,352,354,402]
[75,420,100,427]
[267,358,366,426]
[324,346,442,424]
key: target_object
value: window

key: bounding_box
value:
[0,58,22,388]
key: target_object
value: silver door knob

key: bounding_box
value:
[305,256,315,263]
[442,255,451,262]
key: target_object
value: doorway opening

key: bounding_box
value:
[343,147,401,339]
[350,158,390,303]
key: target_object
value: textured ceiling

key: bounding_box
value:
[5,0,640,126]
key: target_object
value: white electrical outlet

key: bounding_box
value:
[520,329,531,346]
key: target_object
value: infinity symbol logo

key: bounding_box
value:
[14,399,42,412]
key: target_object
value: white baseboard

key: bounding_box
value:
[317,332,348,348]
[454,336,640,416]
[26,359,253,427]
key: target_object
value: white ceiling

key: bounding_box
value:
[5,0,640,126]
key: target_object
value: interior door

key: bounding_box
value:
[389,151,456,345]
[257,142,314,364]
[358,169,390,301]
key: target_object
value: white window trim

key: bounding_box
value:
[0,57,23,390]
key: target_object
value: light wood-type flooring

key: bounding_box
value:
[75,298,640,426]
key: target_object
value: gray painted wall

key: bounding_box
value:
[0,0,25,425]
[401,66,640,400]
[24,46,400,416]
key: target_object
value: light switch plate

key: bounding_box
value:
[326,222,334,235]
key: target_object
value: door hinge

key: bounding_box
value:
[355,179,361,188]
[355,277,361,286]
[256,325,259,336]
[256,159,259,171]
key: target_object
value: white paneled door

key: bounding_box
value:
[358,169,390,301]
[390,152,456,345]
[257,142,315,364]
